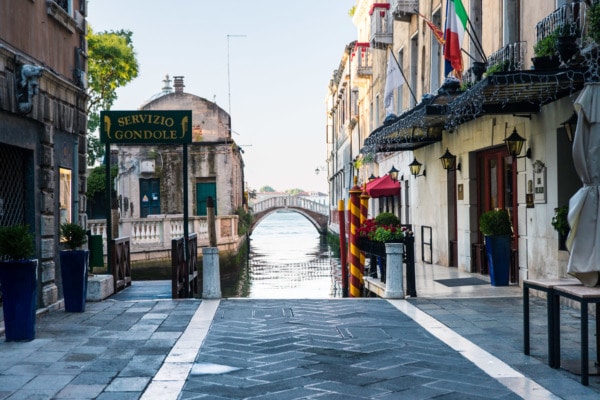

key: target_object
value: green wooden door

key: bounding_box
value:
[196,182,216,216]
[140,178,161,218]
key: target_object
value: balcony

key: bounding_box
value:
[370,3,393,49]
[536,2,586,43]
[392,0,419,22]
[487,41,527,73]
[352,42,373,78]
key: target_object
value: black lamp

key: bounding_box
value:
[439,148,461,172]
[504,127,531,159]
[368,173,377,181]
[409,158,426,178]
[561,112,577,143]
[388,166,399,181]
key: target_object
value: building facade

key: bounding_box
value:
[0,0,88,307]
[112,76,245,246]
[327,0,590,284]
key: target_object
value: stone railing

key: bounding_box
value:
[252,196,328,216]
[88,214,239,260]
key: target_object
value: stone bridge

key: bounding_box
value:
[250,196,329,234]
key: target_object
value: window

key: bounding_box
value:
[59,168,72,224]
[397,50,404,114]
[56,0,71,14]
[430,11,443,92]
[410,34,419,107]
[375,94,380,127]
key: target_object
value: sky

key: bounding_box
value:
[87,0,357,193]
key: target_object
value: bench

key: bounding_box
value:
[552,285,600,386]
[523,278,581,368]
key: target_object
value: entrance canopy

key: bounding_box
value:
[366,175,400,198]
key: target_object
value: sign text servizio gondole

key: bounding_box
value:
[100,110,192,144]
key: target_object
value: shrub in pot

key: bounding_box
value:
[0,224,37,341]
[479,209,512,286]
[59,222,89,312]
[532,31,560,70]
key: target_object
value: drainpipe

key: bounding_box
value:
[72,138,79,224]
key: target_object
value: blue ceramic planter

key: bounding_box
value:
[60,250,89,312]
[0,260,38,341]
[484,235,511,286]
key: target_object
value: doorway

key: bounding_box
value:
[196,181,216,216]
[139,178,161,218]
[476,146,518,280]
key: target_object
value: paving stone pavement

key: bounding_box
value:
[179,299,519,400]
[2,294,600,399]
[0,299,198,400]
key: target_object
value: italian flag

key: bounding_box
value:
[444,0,468,78]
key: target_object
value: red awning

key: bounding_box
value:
[365,175,400,198]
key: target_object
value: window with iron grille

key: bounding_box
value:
[0,144,30,227]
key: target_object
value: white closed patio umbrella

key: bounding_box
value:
[566,83,600,286]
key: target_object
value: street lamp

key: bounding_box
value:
[504,127,531,159]
[368,173,377,181]
[409,158,426,178]
[439,148,461,172]
[387,166,399,181]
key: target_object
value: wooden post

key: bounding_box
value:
[207,196,217,247]
[338,200,348,297]
[349,177,363,297]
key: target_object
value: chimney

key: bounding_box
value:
[173,76,185,93]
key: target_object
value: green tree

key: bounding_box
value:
[86,27,139,165]
[260,185,276,192]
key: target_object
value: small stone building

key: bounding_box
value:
[114,76,245,222]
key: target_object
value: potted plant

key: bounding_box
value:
[551,205,569,250]
[532,31,560,69]
[479,209,512,286]
[357,212,407,282]
[0,224,37,341]
[59,222,89,312]
[588,2,600,45]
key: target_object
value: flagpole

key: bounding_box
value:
[388,46,417,105]
[464,17,487,63]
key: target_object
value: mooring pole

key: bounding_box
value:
[360,184,370,285]
[349,177,363,297]
[338,199,348,297]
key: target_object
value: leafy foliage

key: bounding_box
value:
[551,205,569,235]
[374,212,400,226]
[260,186,275,192]
[235,207,253,236]
[59,223,88,250]
[357,215,406,243]
[534,31,558,57]
[0,225,35,261]
[589,2,600,44]
[86,165,118,201]
[86,27,139,165]
[479,209,512,236]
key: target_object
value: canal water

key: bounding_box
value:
[239,211,342,299]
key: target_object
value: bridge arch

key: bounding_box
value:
[250,196,328,235]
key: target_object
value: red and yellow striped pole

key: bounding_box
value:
[349,177,363,297]
[360,184,370,285]
[338,199,348,297]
